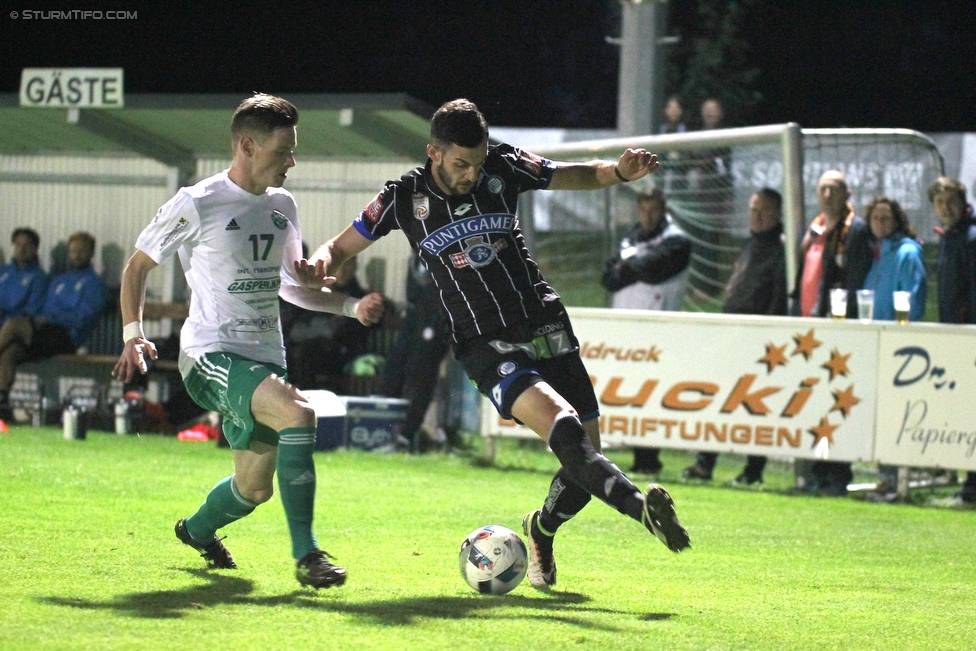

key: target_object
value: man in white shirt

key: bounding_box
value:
[113,94,383,588]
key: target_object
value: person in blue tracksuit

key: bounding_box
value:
[0,227,48,326]
[0,232,106,420]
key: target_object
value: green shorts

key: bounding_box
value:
[182,352,286,450]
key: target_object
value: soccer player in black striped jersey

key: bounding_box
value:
[300,99,690,588]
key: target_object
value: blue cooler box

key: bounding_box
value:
[304,390,347,451]
[341,396,409,451]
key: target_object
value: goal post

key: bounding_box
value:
[520,125,944,312]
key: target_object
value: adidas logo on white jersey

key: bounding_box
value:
[225,219,240,231]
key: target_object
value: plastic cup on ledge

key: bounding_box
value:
[893,291,911,324]
[856,289,875,322]
[830,288,848,320]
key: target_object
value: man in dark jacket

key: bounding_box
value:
[683,188,787,484]
[929,176,976,503]
[601,187,691,474]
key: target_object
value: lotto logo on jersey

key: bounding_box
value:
[364,192,385,223]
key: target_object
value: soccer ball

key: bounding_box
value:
[458,524,527,595]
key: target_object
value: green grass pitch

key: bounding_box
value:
[1,426,974,650]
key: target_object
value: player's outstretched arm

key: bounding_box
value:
[547,148,659,191]
[297,225,375,286]
[279,286,385,326]
[112,250,159,383]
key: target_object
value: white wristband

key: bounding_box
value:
[341,297,360,319]
[123,321,145,343]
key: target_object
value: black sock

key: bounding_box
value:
[547,415,644,523]
[537,467,591,536]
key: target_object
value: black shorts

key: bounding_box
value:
[455,303,599,422]
[25,323,76,361]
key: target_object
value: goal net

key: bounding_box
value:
[521,125,944,312]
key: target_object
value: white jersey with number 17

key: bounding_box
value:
[135,170,303,371]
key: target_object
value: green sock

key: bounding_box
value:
[185,475,256,543]
[276,427,319,560]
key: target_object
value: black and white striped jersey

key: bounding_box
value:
[353,143,560,342]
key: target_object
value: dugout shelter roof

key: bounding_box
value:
[0,92,436,178]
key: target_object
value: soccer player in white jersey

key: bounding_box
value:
[113,94,383,588]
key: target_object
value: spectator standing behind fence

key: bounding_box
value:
[0,227,48,327]
[861,197,927,321]
[658,95,687,196]
[792,170,872,496]
[601,187,691,475]
[859,197,927,501]
[683,188,788,485]
[0,232,106,422]
[380,251,452,452]
[301,99,690,591]
[929,176,976,504]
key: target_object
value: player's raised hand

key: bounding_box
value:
[293,258,336,288]
[112,337,158,383]
[616,148,660,182]
[355,292,385,326]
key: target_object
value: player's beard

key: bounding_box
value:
[433,160,472,196]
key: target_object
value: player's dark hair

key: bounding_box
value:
[430,99,488,148]
[68,231,96,258]
[636,187,666,207]
[755,187,783,216]
[231,93,298,141]
[928,176,966,205]
[11,227,39,248]
[865,196,915,239]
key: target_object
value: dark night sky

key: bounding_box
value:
[2,1,975,133]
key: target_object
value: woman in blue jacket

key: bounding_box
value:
[862,197,927,321]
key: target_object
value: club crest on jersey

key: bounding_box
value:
[271,210,288,230]
[497,360,517,377]
[486,175,505,194]
[412,193,430,220]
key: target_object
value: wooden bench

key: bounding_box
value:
[9,301,187,423]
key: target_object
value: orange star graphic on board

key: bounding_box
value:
[831,384,861,418]
[808,416,839,446]
[822,348,852,380]
[758,342,789,373]
[792,329,822,360]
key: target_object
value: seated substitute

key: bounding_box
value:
[0,231,106,421]
[0,227,48,327]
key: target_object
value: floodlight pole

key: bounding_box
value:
[614,0,671,137]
